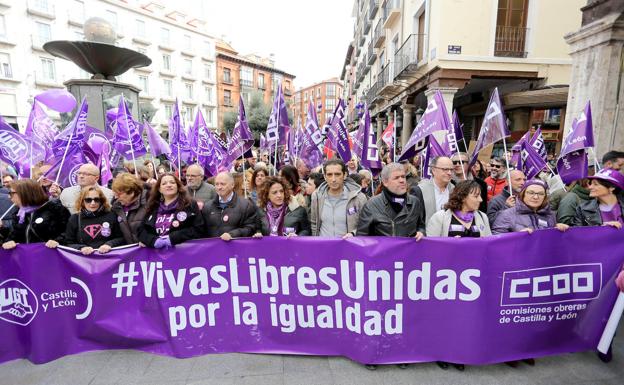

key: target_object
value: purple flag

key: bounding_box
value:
[351,110,366,160]
[520,139,548,179]
[44,144,90,188]
[168,101,192,169]
[52,98,88,158]
[98,142,113,186]
[0,117,46,178]
[510,131,531,169]
[259,133,269,153]
[112,95,147,159]
[266,84,290,147]
[422,135,448,179]
[359,107,382,176]
[529,127,548,161]
[399,91,452,161]
[441,110,463,156]
[145,121,171,158]
[298,103,324,170]
[556,102,594,184]
[469,88,510,167]
[25,100,56,161]
[327,99,352,162]
[452,110,464,142]
[192,109,227,176]
[224,97,255,169]
[34,89,76,113]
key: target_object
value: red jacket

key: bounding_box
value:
[485,177,507,202]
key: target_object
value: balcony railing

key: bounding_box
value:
[373,19,386,48]
[363,15,371,34]
[367,44,377,65]
[383,0,401,29]
[27,0,55,19]
[394,33,426,78]
[494,26,528,58]
[240,79,253,88]
[223,76,233,85]
[369,0,379,19]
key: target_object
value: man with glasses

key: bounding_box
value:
[484,157,508,202]
[451,152,487,212]
[185,164,216,209]
[487,169,526,225]
[59,163,114,214]
[411,156,455,223]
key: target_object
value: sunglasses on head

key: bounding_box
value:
[84,197,101,204]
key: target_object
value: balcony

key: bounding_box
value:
[495,26,528,58]
[383,0,401,29]
[378,62,400,96]
[284,88,293,96]
[358,31,365,47]
[367,78,381,106]
[394,33,426,80]
[240,79,253,88]
[363,16,371,35]
[373,19,386,48]
[27,0,55,20]
[223,99,233,108]
[369,0,379,19]
[367,44,377,65]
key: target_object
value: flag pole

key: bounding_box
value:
[392,110,397,163]
[55,103,81,185]
[121,96,139,179]
[242,156,248,198]
[29,138,33,179]
[273,85,280,176]
[501,136,513,196]
[0,203,15,221]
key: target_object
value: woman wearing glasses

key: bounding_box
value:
[492,179,569,234]
[45,186,125,255]
[1,179,70,249]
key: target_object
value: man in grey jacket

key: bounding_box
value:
[411,156,455,223]
[310,159,368,237]
[185,164,216,208]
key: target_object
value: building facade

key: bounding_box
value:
[0,0,218,136]
[216,40,295,132]
[292,78,343,128]
[341,0,585,156]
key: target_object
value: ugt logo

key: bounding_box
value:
[0,279,39,326]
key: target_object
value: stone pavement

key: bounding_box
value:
[1,326,623,385]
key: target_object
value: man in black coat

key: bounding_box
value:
[201,172,257,241]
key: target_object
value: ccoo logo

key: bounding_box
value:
[0,279,39,326]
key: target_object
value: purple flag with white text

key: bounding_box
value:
[266,84,290,147]
[422,135,448,179]
[25,100,56,161]
[327,99,351,162]
[52,98,88,158]
[224,97,255,168]
[0,117,46,177]
[298,103,324,169]
[529,127,548,161]
[556,102,594,184]
[113,95,147,159]
[359,107,382,176]
[520,139,548,179]
[469,88,510,167]
[192,109,227,176]
[44,144,90,188]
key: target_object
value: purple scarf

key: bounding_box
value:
[453,210,475,223]
[265,202,287,236]
[17,205,39,225]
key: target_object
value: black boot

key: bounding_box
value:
[436,361,449,370]
[597,345,613,363]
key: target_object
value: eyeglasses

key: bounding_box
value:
[77,172,98,177]
[8,191,16,196]
[525,191,546,197]
[84,197,102,204]
[452,160,468,165]
[186,174,203,178]
[490,165,502,169]
[432,166,454,173]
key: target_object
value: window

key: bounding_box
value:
[223,68,231,83]
[326,84,336,97]
[40,57,55,81]
[258,73,265,89]
[105,10,118,29]
[205,86,213,103]
[303,91,307,102]
[183,35,192,51]
[34,0,52,13]
[241,92,250,105]
[138,75,148,93]
[316,87,321,98]
[0,15,6,39]
[204,41,212,56]
[184,82,193,99]
[206,109,213,124]
[160,27,170,45]
[183,58,192,75]
[164,104,173,119]
[0,53,12,78]
[162,79,173,96]
[325,98,336,111]
[136,19,146,38]
[35,22,51,45]
[495,0,529,57]
[203,63,211,79]
[162,54,171,71]
[224,90,232,106]
[183,106,193,122]
[240,66,253,87]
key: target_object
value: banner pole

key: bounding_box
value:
[598,292,624,353]
[121,96,139,179]
[393,110,397,163]
[501,136,513,196]
[0,203,15,221]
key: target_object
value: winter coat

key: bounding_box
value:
[410,178,455,223]
[138,201,203,247]
[59,210,125,250]
[487,189,512,226]
[5,199,70,244]
[357,192,426,237]
[492,200,556,234]
[111,191,148,244]
[310,179,368,236]
[572,196,624,227]
[188,181,217,204]
[426,209,492,237]
[201,193,257,238]
[485,176,507,202]
[557,185,591,225]
[257,198,311,236]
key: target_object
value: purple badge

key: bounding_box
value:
[101,227,111,237]
[176,211,187,222]
[347,207,357,216]
[117,216,123,223]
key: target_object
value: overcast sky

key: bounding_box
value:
[181,0,355,89]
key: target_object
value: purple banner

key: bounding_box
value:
[0,228,623,366]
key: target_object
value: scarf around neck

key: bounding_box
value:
[265,201,287,236]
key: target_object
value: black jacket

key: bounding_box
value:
[111,191,148,244]
[59,210,126,250]
[572,197,624,227]
[5,199,70,244]
[257,201,311,236]
[357,192,426,237]
[138,201,203,247]
[201,193,257,238]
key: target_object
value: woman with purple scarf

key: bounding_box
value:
[492,179,569,234]
[426,180,491,238]
[253,177,310,237]
[1,179,69,249]
[138,173,203,248]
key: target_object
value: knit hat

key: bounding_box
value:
[521,179,549,192]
